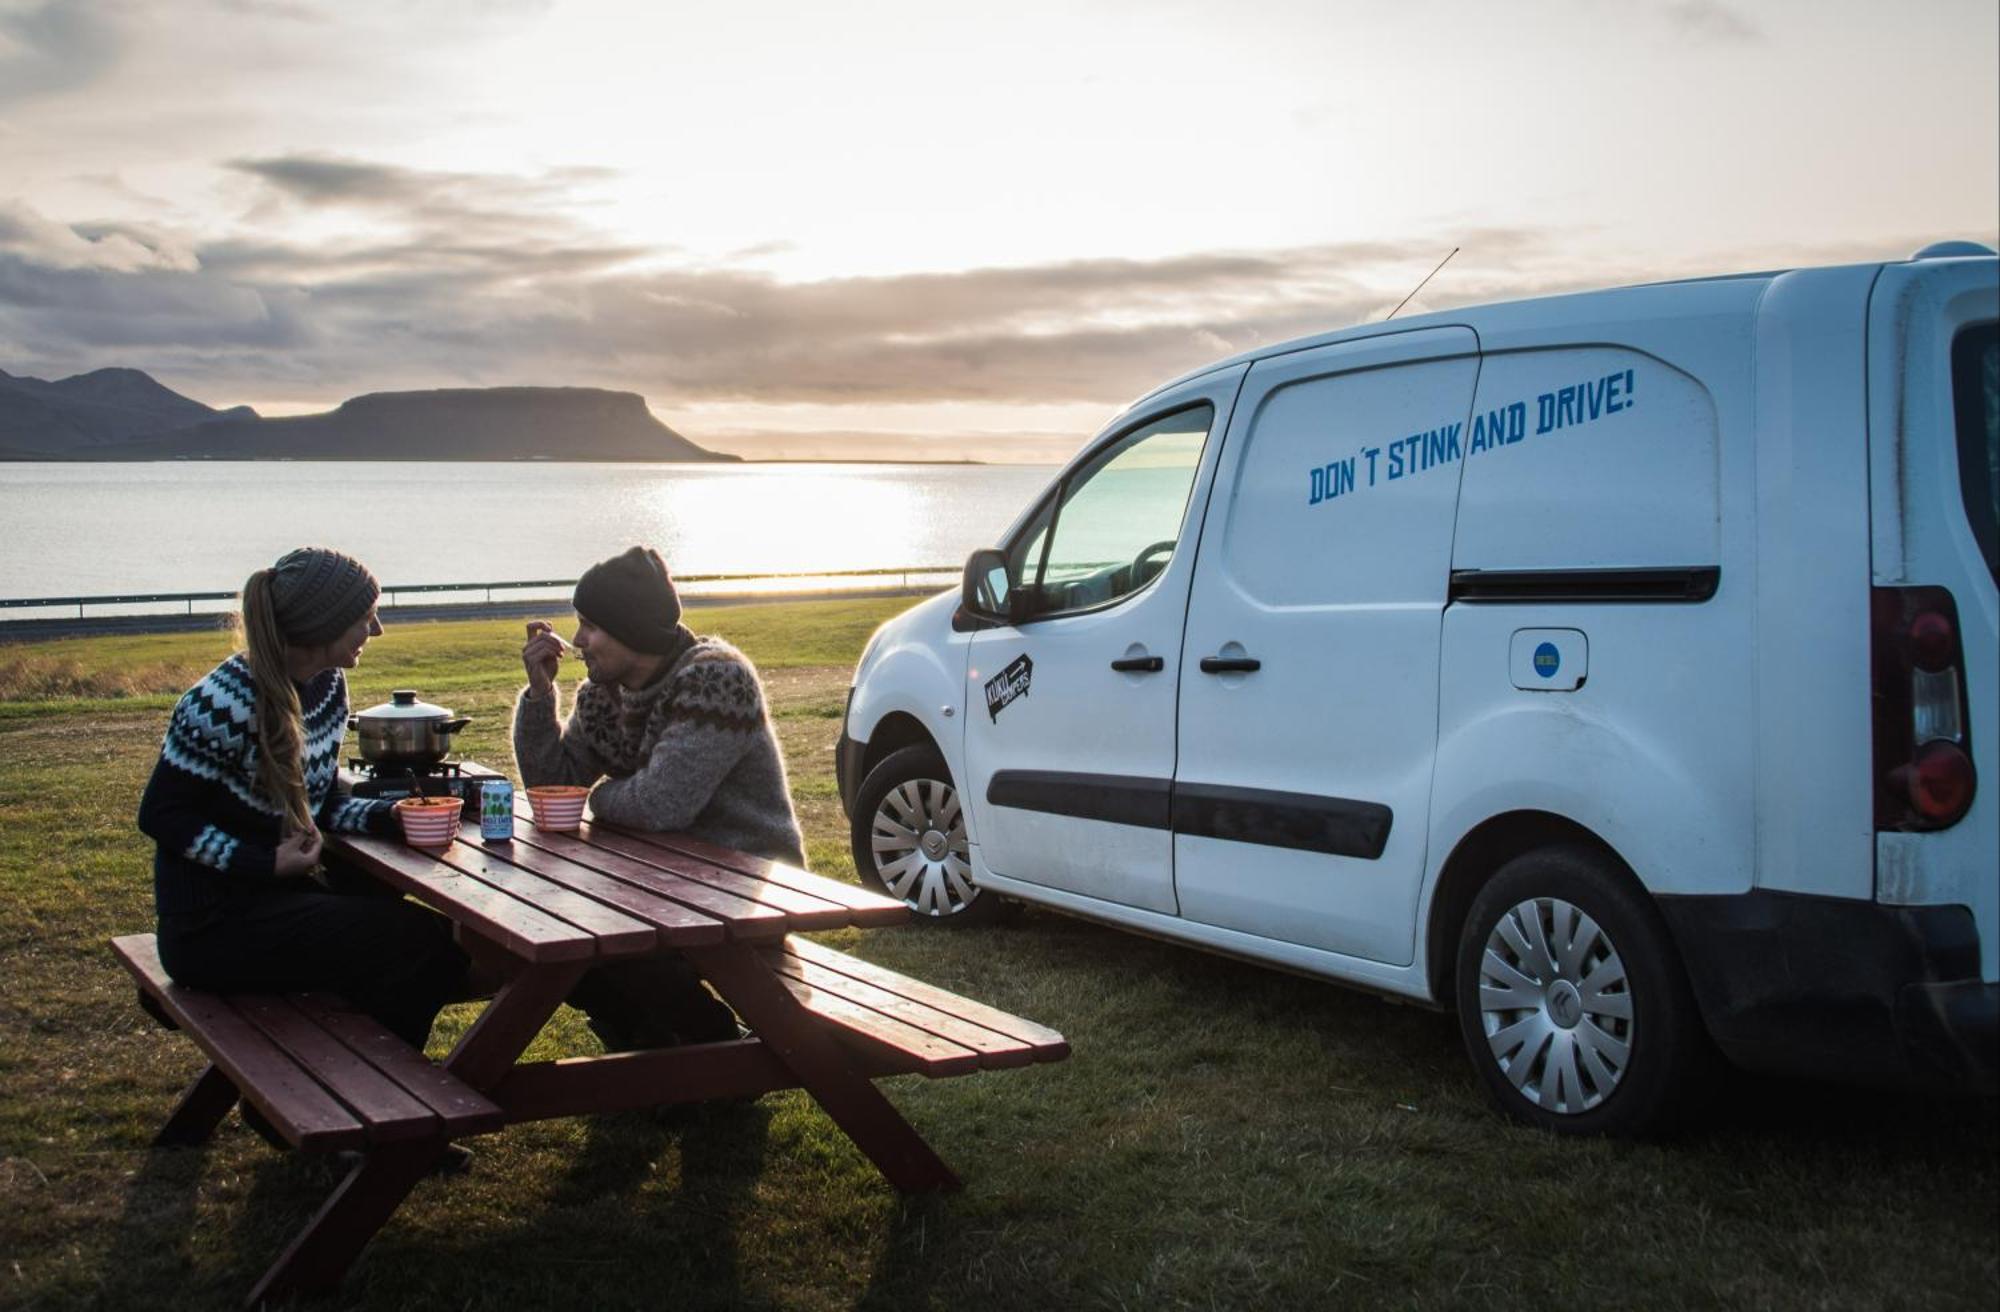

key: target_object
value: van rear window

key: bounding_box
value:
[1953,322,1999,583]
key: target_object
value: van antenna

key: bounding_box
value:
[1383,246,1460,321]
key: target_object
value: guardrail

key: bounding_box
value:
[0,565,962,620]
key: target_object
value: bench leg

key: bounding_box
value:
[688,946,961,1194]
[245,1148,437,1308]
[154,1064,239,1147]
[246,963,587,1307]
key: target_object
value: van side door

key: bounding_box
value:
[1173,327,1479,964]
[961,367,1248,912]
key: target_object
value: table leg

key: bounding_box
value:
[687,945,961,1194]
[246,1147,437,1307]
[443,960,589,1089]
[154,1063,238,1147]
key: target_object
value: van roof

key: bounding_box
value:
[1123,247,1993,413]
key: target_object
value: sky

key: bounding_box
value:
[1,0,1995,462]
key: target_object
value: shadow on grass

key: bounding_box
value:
[94,1144,212,1303]
[387,1102,801,1310]
[89,1127,340,1308]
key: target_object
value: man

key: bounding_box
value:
[513,544,805,1050]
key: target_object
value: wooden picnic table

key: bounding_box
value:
[115,766,1068,1306]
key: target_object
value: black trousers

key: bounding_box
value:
[157,873,468,1050]
[567,954,740,1051]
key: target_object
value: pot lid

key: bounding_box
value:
[355,689,454,720]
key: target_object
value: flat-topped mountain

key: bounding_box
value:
[0,369,732,462]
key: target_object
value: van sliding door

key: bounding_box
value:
[1174,327,1479,965]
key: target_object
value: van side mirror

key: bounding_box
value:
[960,548,1012,623]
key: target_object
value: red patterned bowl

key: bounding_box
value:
[393,796,462,850]
[526,785,588,832]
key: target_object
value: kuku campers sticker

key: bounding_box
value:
[984,654,1033,722]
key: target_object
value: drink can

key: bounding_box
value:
[479,779,515,841]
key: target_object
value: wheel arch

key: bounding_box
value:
[859,711,942,783]
[1424,810,1646,1006]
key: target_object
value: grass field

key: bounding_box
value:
[1,600,1995,1311]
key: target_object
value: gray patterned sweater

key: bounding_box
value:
[511,636,806,866]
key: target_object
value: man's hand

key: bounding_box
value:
[274,826,324,878]
[523,620,569,695]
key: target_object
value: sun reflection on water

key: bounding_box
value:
[635,466,924,575]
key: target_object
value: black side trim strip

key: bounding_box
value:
[985,771,1392,860]
[1174,783,1393,859]
[1449,566,1719,604]
[987,770,1171,829]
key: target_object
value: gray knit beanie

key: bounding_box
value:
[573,546,683,654]
[269,547,380,645]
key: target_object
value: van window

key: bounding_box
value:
[1453,347,1720,571]
[1020,404,1213,617]
[1952,322,1999,582]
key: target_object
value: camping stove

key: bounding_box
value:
[340,759,510,817]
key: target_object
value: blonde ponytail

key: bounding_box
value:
[240,569,315,835]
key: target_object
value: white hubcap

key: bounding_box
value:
[1477,896,1634,1114]
[871,779,977,916]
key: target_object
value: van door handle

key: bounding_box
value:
[1198,655,1261,674]
[1110,655,1165,672]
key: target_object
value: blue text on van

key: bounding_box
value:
[1307,368,1637,505]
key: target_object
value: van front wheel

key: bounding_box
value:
[850,744,1001,925]
[1454,847,1707,1136]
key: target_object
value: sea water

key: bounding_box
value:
[0,461,1060,609]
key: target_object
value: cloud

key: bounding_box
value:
[0,0,122,105]
[227,153,627,250]
[1659,1,1763,45]
[0,156,1948,418]
[0,203,198,273]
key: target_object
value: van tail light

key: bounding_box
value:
[1873,586,1978,830]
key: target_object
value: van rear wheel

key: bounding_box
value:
[1454,846,1708,1136]
[850,744,1002,925]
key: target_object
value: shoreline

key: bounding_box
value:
[0,584,941,643]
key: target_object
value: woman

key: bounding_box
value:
[137,546,467,1050]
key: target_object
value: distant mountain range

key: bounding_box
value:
[0,367,732,462]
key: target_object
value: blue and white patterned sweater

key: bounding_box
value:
[137,654,395,914]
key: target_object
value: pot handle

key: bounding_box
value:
[348,715,359,729]
[440,718,471,734]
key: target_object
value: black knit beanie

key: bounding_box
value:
[269,547,380,645]
[573,546,684,654]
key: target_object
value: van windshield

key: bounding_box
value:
[1953,323,1999,583]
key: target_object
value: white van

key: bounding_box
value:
[836,244,1999,1134]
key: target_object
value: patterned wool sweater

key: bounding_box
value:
[511,636,806,866]
[137,654,396,915]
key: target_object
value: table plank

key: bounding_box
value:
[765,950,1036,1069]
[453,827,728,946]
[436,836,658,959]
[111,935,364,1150]
[611,827,907,925]
[504,819,790,939]
[231,997,441,1142]
[766,971,982,1075]
[572,826,853,929]
[329,834,597,963]
[291,994,506,1135]
[783,936,1071,1057]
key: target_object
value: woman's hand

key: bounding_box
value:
[274,826,324,878]
[523,620,568,695]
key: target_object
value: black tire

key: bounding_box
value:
[1454,845,1710,1136]
[849,743,1003,925]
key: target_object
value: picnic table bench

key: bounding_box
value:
[116,770,1068,1306]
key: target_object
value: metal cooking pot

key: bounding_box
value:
[348,689,471,764]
